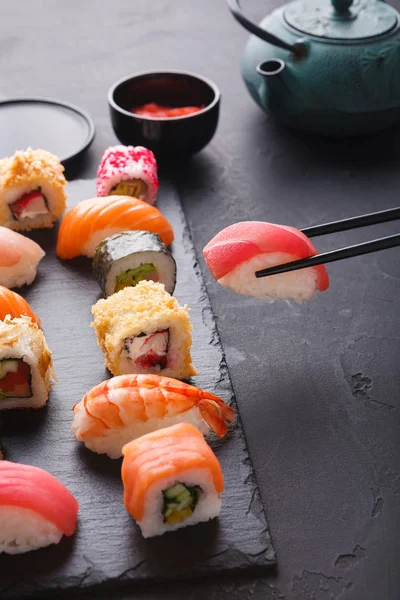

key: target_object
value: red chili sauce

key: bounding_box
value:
[131,103,204,118]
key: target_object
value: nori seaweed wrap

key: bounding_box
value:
[93,231,176,297]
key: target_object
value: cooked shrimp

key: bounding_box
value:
[72,374,235,458]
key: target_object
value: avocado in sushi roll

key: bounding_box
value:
[93,231,176,297]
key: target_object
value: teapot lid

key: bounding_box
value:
[284,0,398,40]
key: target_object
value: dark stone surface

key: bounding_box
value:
[1,1,400,598]
[0,180,275,598]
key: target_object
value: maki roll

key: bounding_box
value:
[97,145,159,205]
[91,281,197,380]
[0,226,45,288]
[204,221,329,303]
[122,423,224,538]
[0,316,55,410]
[72,374,234,458]
[93,231,176,297]
[0,148,67,231]
[0,461,78,554]
[56,195,174,259]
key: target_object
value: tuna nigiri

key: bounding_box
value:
[0,461,78,554]
[0,285,40,325]
[72,373,235,458]
[0,226,45,288]
[203,221,329,303]
[56,196,174,259]
[122,423,224,538]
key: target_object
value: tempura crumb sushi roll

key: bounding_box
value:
[122,423,224,538]
[97,145,159,204]
[93,231,176,297]
[0,316,55,410]
[0,148,67,231]
[0,461,78,554]
[91,281,197,380]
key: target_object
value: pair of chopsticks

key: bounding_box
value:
[255,207,400,278]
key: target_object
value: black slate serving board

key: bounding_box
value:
[0,180,275,599]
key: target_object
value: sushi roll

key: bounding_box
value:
[0,461,78,554]
[0,226,45,288]
[0,316,55,410]
[0,148,67,231]
[56,195,174,259]
[122,423,224,538]
[91,281,197,380]
[203,221,329,303]
[93,231,176,297]
[0,285,40,325]
[72,374,235,458]
[97,145,159,205]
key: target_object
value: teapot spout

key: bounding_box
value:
[256,59,302,117]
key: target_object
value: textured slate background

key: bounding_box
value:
[0,180,275,598]
[1,1,400,598]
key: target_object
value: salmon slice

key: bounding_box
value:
[0,286,40,325]
[56,196,174,259]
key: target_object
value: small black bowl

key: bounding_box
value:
[108,71,220,160]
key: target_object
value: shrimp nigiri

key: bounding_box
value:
[0,285,40,325]
[0,226,45,288]
[72,374,235,458]
[203,221,329,303]
[0,461,78,554]
[56,195,174,259]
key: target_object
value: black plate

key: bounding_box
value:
[0,98,95,164]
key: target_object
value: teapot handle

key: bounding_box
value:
[227,0,304,55]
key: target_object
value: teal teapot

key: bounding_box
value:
[227,0,400,135]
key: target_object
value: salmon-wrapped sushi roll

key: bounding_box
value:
[72,374,235,458]
[0,316,55,410]
[0,286,40,325]
[97,145,159,205]
[122,423,224,538]
[0,461,78,554]
[56,196,174,259]
[91,281,196,380]
[0,148,67,232]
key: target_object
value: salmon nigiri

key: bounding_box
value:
[0,461,78,554]
[0,285,40,325]
[72,373,235,458]
[203,221,329,303]
[122,423,224,538]
[0,226,45,288]
[56,195,174,259]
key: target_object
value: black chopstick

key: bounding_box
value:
[255,233,400,278]
[301,206,400,238]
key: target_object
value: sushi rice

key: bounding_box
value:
[0,507,63,554]
[219,252,320,303]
